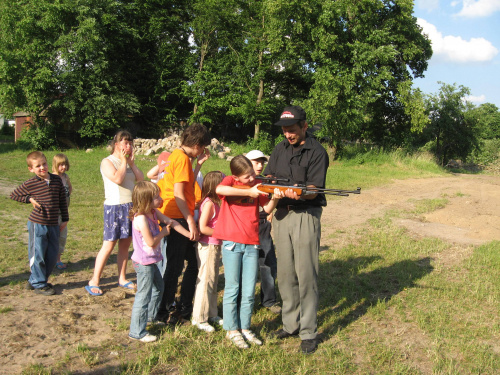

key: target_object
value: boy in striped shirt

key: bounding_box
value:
[10,151,69,296]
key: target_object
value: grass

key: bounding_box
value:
[0,144,498,374]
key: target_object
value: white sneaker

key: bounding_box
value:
[129,333,157,343]
[241,330,262,345]
[192,320,215,332]
[208,316,223,326]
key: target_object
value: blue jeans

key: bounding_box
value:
[222,241,259,331]
[129,261,164,339]
[27,221,59,289]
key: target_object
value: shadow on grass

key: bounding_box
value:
[317,256,433,340]
[0,252,135,290]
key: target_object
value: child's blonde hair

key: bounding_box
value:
[26,151,46,167]
[201,171,224,206]
[129,181,160,219]
[52,153,70,173]
[230,155,253,177]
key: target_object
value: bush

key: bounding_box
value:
[227,131,284,156]
[0,123,14,136]
[469,138,500,165]
[18,122,57,150]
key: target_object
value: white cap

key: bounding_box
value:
[245,150,267,161]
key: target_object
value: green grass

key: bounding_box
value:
[0,145,498,374]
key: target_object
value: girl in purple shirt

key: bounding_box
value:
[128,181,190,342]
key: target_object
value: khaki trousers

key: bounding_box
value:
[273,206,322,340]
[192,242,222,323]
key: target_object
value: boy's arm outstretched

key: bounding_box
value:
[154,209,191,238]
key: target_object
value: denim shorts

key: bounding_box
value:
[103,203,133,241]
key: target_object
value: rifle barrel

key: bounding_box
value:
[308,187,361,194]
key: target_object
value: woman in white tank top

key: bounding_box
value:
[85,130,144,296]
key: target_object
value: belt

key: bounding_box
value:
[280,205,315,211]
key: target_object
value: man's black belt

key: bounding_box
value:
[279,205,317,211]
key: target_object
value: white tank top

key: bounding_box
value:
[101,155,135,205]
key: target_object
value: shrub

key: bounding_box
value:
[18,122,57,150]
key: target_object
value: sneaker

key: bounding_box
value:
[130,333,157,343]
[34,285,55,296]
[25,282,52,290]
[226,331,249,349]
[265,303,282,315]
[192,320,215,333]
[241,330,262,345]
[300,338,318,354]
[269,328,299,339]
[208,316,223,326]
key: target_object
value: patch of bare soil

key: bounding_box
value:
[0,174,499,374]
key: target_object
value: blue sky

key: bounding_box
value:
[413,0,500,107]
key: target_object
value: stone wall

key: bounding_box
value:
[133,131,231,159]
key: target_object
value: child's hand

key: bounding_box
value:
[160,223,171,237]
[59,221,68,231]
[248,184,268,198]
[272,188,285,200]
[29,197,41,210]
[197,149,210,166]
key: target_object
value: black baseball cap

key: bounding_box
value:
[274,106,306,126]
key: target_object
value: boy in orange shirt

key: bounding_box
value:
[155,123,211,324]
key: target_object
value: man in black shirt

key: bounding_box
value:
[264,106,329,354]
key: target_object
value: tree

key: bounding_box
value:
[424,82,480,165]
[0,0,192,143]
[468,103,500,140]
[265,0,432,158]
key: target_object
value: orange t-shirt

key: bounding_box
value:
[157,149,195,219]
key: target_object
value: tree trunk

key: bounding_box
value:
[253,49,265,141]
[254,122,260,141]
[193,41,209,115]
[327,143,337,163]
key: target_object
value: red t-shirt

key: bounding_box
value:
[213,175,269,245]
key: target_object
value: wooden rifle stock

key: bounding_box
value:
[231,184,361,197]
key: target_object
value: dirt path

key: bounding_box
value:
[0,174,499,374]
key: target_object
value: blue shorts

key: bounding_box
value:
[103,203,133,241]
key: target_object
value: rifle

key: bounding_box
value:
[233,176,361,197]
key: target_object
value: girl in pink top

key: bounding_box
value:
[191,171,225,332]
[128,181,190,342]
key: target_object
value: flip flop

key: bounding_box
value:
[85,285,103,296]
[56,262,67,270]
[118,281,136,290]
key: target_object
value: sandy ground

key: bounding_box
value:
[0,173,499,374]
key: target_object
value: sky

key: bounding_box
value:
[412,0,500,108]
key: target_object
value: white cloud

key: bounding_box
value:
[464,94,487,103]
[417,18,498,63]
[454,0,500,18]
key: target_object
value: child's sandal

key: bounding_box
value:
[226,331,249,349]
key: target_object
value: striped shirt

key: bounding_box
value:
[10,173,69,225]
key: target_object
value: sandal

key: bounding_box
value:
[226,331,249,349]
[55,262,67,270]
[241,329,262,346]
